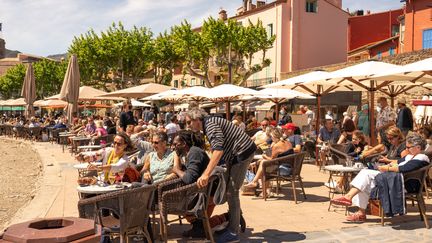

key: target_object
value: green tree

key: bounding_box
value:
[33,59,68,98]
[68,22,154,90]
[171,17,275,87]
[0,64,26,99]
[153,31,182,85]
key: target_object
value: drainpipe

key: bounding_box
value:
[289,0,294,71]
[411,0,415,51]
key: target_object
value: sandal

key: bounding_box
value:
[330,196,352,206]
[346,212,366,222]
[243,182,258,189]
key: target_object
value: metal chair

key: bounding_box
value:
[379,165,432,229]
[261,152,307,203]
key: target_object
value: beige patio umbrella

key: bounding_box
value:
[143,89,181,103]
[207,84,259,120]
[178,86,211,102]
[21,63,36,118]
[263,70,352,132]
[245,88,314,121]
[59,54,80,124]
[99,83,173,99]
[324,61,402,145]
[34,99,68,107]
[47,86,124,101]
[8,98,26,106]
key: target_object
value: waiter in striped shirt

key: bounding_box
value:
[186,103,256,239]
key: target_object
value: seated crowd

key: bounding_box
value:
[3,96,430,239]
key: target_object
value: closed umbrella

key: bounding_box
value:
[21,63,36,118]
[59,55,80,124]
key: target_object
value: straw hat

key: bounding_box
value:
[397,98,407,105]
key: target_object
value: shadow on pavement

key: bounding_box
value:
[240,228,306,242]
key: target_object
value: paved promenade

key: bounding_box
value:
[3,138,432,242]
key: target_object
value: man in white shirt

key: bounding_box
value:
[165,116,181,143]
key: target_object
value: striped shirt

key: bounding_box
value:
[203,116,256,165]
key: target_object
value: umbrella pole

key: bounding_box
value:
[390,95,395,108]
[315,94,321,165]
[226,101,231,120]
[242,101,246,122]
[275,102,280,122]
[369,84,377,146]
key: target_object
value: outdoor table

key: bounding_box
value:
[324,164,362,212]
[59,133,74,153]
[72,137,92,155]
[74,162,102,178]
[76,182,131,198]
[77,145,102,153]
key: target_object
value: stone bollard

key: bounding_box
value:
[0,217,99,242]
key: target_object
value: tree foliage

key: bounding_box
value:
[171,17,275,87]
[0,59,66,99]
[68,22,154,90]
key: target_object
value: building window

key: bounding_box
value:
[200,79,204,86]
[266,24,273,37]
[423,29,432,49]
[391,25,399,37]
[306,0,318,13]
[377,51,382,59]
[173,80,179,88]
[190,78,196,86]
[389,47,395,56]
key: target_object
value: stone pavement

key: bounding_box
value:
[4,139,432,242]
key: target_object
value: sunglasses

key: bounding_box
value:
[186,120,192,125]
[113,141,124,146]
[152,141,159,145]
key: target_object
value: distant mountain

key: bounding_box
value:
[47,53,67,61]
[5,48,20,58]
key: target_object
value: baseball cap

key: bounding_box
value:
[282,123,296,131]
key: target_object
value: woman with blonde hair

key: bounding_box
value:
[243,127,293,192]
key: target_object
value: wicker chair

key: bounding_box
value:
[261,152,307,203]
[28,127,43,141]
[78,184,156,242]
[159,176,217,242]
[379,165,432,229]
[328,143,350,165]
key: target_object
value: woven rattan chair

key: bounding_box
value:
[28,127,43,141]
[328,143,350,165]
[159,176,217,242]
[77,184,156,242]
[261,152,307,203]
[378,165,432,229]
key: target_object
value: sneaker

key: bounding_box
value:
[324,180,338,189]
[182,221,205,238]
[215,228,240,243]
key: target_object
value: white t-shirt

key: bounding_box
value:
[165,122,179,135]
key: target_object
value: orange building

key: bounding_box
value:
[348,9,403,62]
[399,0,432,52]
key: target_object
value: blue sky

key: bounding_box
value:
[0,0,404,56]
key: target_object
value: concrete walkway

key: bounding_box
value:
[4,139,432,242]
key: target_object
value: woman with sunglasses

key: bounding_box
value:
[141,131,176,183]
[76,132,133,183]
[331,132,429,222]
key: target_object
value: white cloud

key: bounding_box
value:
[0,0,404,56]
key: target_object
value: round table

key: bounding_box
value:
[324,165,362,212]
[77,182,131,195]
[73,162,102,170]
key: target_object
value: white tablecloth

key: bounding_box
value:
[73,162,102,169]
[77,182,131,194]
